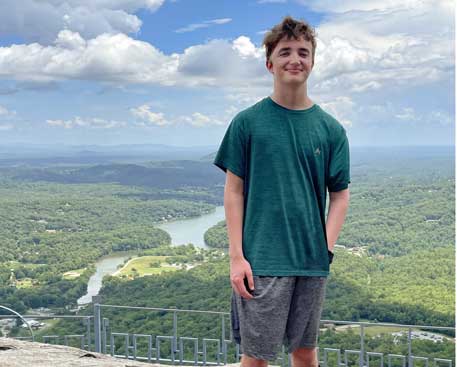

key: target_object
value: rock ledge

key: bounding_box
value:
[0,337,241,367]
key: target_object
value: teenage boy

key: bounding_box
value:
[213,16,351,367]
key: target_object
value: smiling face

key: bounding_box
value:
[266,36,314,87]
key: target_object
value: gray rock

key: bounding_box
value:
[0,337,164,366]
[0,337,244,367]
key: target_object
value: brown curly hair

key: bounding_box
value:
[263,16,317,65]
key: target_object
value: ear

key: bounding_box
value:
[266,59,274,74]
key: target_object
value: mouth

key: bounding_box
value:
[286,69,302,74]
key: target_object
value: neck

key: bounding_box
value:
[270,83,313,110]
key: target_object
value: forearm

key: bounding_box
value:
[326,192,349,252]
[224,190,245,260]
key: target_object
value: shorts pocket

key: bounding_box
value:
[230,291,241,344]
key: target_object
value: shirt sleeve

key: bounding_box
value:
[213,114,247,179]
[328,126,351,192]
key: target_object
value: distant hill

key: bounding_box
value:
[0,144,218,167]
[199,152,217,162]
[5,145,454,190]
[11,161,225,189]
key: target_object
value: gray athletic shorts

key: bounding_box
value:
[230,275,327,361]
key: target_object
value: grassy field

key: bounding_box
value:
[114,255,182,278]
[15,278,35,288]
[8,261,45,269]
[62,268,87,280]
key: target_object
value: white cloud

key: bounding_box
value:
[224,105,240,117]
[232,36,264,59]
[0,105,16,117]
[55,29,86,50]
[225,92,267,108]
[0,31,269,88]
[0,0,451,143]
[0,0,164,44]
[130,104,172,126]
[46,116,127,129]
[177,37,268,87]
[0,105,17,131]
[130,104,225,128]
[175,18,232,33]
[395,107,418,121]
[180,112,224,127]
[0,31,177,84]
[426,111,453,126]
[320,97,355,127]
[0,0,452,99]
[300,0,453,13]
[211,18,233,25]
[313,37,371,81]
[308,0,453,94]
[330,102,453,128]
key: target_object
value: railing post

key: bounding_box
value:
[86,317,91,351]
[173,310,178,354]
[93,295,102,353]
[360,325,365,367]
[102,318,109,354]
[221,314,227,365]
[407,327,412,367]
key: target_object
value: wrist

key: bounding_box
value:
[229,251,244,262]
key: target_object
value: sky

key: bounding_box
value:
[0,0,454,147]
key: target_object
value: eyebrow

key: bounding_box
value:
[277,47,310,53]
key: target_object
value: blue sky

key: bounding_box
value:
[0,0,454,147]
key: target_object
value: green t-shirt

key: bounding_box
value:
[213,96,351,276]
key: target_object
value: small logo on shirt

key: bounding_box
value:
[314,148,321,156]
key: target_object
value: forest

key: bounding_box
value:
[18,248,454,364]
[0,146,454,364]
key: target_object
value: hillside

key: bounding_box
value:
[0,147,454,360]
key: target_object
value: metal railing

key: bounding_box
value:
[0,313,93,350]
[1,297,454,367]
[93,298,232,365]
[0,305,35,341]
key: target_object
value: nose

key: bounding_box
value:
[289,52,301,65]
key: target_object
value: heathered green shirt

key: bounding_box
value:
[213,96,351,276]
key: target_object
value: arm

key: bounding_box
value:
[225,170,254,299]
[326,188,350,252]
[224,170,244,260]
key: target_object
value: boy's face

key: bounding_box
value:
[266,36,314,86]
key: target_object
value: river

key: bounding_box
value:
[77,205,225,305]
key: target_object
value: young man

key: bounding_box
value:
[213,16,350,367]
